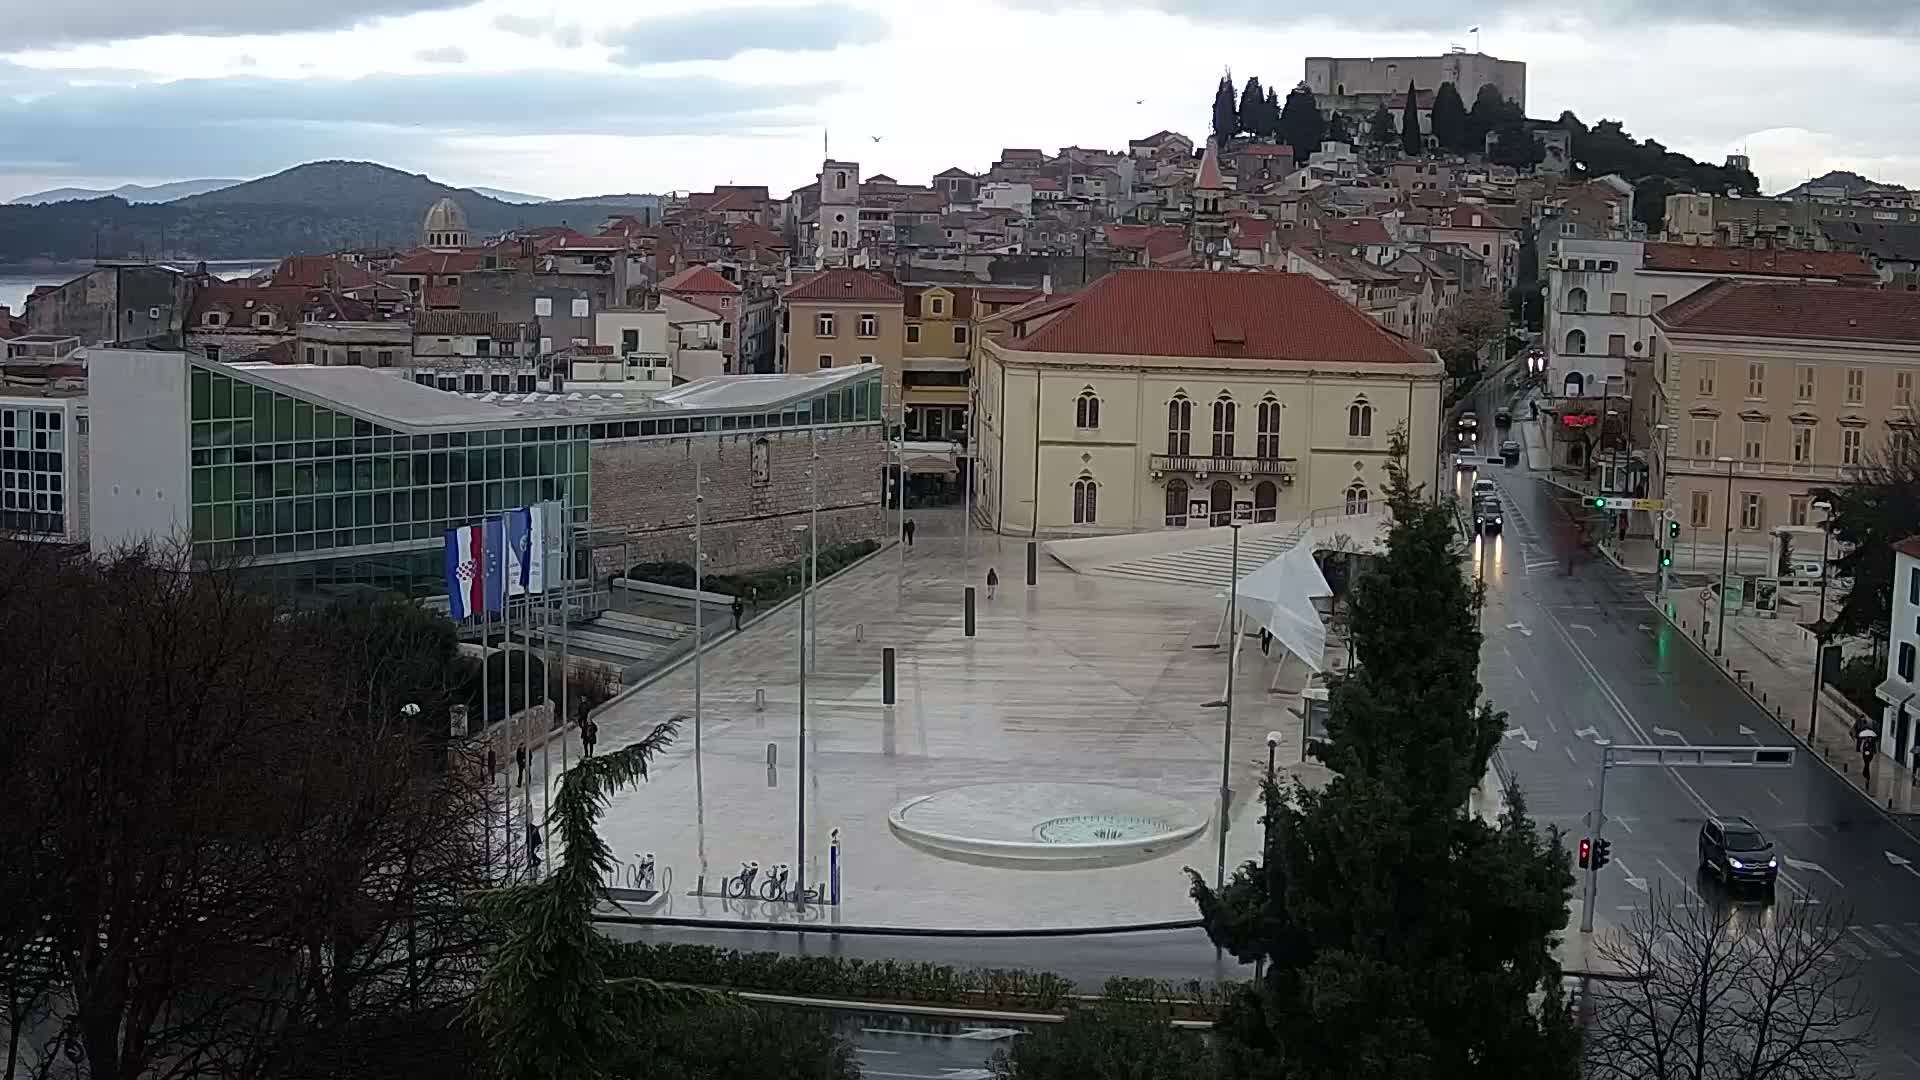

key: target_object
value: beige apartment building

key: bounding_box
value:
[778,269,906,408]
[1652,281,1920,545]
[975,269,1443,536]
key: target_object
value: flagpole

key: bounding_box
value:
[693,461,704,766]
[550,502,567,811]
[560,498,572,824]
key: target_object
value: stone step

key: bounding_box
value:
[595,609,693,640]
[566,629,671,661]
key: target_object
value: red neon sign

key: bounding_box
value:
[1561,413,1598,429]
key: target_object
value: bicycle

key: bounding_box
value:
[724,861,761,900]
[628,852,671,896]
[757,863,825,904]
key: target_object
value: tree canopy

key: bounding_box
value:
[1189,439,1579,1080]
[1400,83,1423,156]
[1238,76,1270,140]
[1558,111,1759,195]
[1429,82,1470,153]
[1815,432,1920,642]
[1368,102,1397,146]
[1213,74,1240,148]
[1277,84,1324,158]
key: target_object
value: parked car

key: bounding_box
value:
[1698,815,1778,892]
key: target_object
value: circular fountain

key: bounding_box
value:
[888,782,1207,866]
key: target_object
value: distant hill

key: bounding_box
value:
[9,179,242,205]
[0,161,659,263]
[1775,170,1909,199]
[471,186,549,204]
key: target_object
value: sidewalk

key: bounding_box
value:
[1655,585,1920,819]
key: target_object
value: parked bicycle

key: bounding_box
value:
[627,852,671,896]
[756,862,825,904]
[724,860,761,900]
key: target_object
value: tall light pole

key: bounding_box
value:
[809,427,820,671]
[1215,521,1243,890]
[1715,455,1735,657]
[791,521,811,902]
[692,461,706,764]
[1809,499,1834,738]
[895,405,906,598]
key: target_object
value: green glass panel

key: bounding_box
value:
[313,409,334,439]
[234,503,253,538]
[210,421,233,448]
[430,487,447,520]
[293,401,313,439]
[274,464,295,497]
[191,505,211,541]
[411,490,430,523]
[449,485,467,519]
[233,419,253,446]
[190,368,211,421]
[372,458,392,489]
[295,499,314,532]
[294,463,314,495]
[335,496,353,527]
[538,446,556,474]
[191,467,211,503]
[352,460,373,491]
[212,467,232,502]
[355,495,372,526]
[315,498,333,531]
[210,374,231,419]
[391,456,410,487]
[254,387,275,436]
[233,464,254,499]
[274,500,294,534]
[212,504,232,541]
[211,448,233,465]
[191,423,212,449]
[827,392,842,423]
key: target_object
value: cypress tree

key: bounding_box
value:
[1430,81,1469,153]
[1212,73,1240,148]
[1400,82,1423,156]
[1238,76,1267,140]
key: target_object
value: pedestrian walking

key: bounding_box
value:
[985,567,998,599]
[583,719,598,758]
[515,744,528,788]
[730,595,745,631]
[1260,627,1272,656]
[486,745,497,780]
[749,585,761,611]
[526,822,542,872]
[904,519,917,546]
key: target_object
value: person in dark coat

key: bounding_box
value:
[985,567,999,599]
[904,519,917,546]
[515,744,528,788]
[582,719,598,757]
[731,595,745,631]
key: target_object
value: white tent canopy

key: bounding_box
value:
[1232,541,1334,673]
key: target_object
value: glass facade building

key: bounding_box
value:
[0,401,72,539]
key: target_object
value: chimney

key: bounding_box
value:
[1042,273,1052,296]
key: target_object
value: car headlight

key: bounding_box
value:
[1728,857,1745,869]
[1768,857,1778,868]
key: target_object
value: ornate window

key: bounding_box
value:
[1075,388,1101,430]
[1166,394,1192,455]
[1073,475,1099,524]
[1212,394,1236,457]
[1254,480,1278,522]
[1165,479,1189,527]
[1345,482,1370,516]
[1347,398,1373,438]
[1256,397,1282,459]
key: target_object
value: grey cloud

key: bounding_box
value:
[1011,0,1920,32]
[605,5,889,65]
[4,0,476,49]
[0,67,836,180]
[414,45,467,63]
[492,14,584,47]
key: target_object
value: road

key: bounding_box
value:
[1458,381,1920,1074]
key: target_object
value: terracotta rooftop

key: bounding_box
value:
[659,264,741,295]
[1323,217,1391,247]
[189,283,372,325]
[417,311,514,337]
[268,255,379,290]
[1104,224,1187,252]
[1641,242,1874,280]
[783,268,904,304]
[1005,268,1431,364]
[1238,144,1295,158]
[390,249,488,275]
[1655,280,1920,345]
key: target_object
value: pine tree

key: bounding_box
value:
[1264,87,1282,140]
[1325,111,1352,145]
[1368,102,1397,146]
[1189,437,1579,1080]
[1400,82,1423,156]
[1212,73,1240,148]
[1430,81,1469,153]
[1237,76,1266,141]
[1276,84,1324,157]
[1467,83,1505,153]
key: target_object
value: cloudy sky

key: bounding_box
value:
[0,0,1915,202]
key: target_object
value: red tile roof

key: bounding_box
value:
[189,283,372,326]
[1323,217,1391,247]
[1143,229,1192,262]
[390,248,488,275]
[1239,144,1295,158]
[1005,269,1431,364]
[1895,535,1920,561]
[1104,224,1186,252]
[659,264,741,295]
[1196,139,1225,190]
[783,268,904,304]
[1655,281,1920,345]
[268,255,379,290]
[423,285,460,309]
[1641,243,1874,281]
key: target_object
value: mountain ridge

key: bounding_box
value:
[10,179,243,206]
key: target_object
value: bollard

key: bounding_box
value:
[755,687,766,711]
[829,827,841,906]
[855,622,865,643]
[767,742,777,767]
[964,586,976,637]
[882,647,896,705]
[1026,541,1038,587]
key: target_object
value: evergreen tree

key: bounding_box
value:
[1264,87,1282,140]
[1325,111,1352,145]
[1368,102,1397,146]
[1400,82,1423,156]
[1212,73,1240,148]
[1238,76,1267,140]
[1430,82,1469,153]
[1466,83,1506,152]
[1189,438,1579,1080]
[1276,84,1324,156]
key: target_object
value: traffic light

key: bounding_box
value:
[1594,839,1613,870]
[1589,496,1607,510]
[1578,838,1591,869]
[1668,519,1681,540]
[1661,551,1673,568]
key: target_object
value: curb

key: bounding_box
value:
[595,911,1207,938]
[1645,591,1920,840]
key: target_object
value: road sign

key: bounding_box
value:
[1593,497,1665,511]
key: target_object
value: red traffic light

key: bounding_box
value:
[1578,838,1591,869]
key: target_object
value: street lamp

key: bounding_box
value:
[790,521,811,903]
[1215,521,1243,891]
[1809,499,1834,738]
[1716,455,1735,657]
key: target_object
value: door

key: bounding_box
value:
[1209,480,1233,527]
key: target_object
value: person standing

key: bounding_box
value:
[985,567,998,599]
[730,595,745,631]
[582,719,598,758]
[904,519,917,547]
[514,744,528,788]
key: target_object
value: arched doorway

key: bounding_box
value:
[1254,480,1278,522]
[1564,371,1586,397]
[1165,479,1189,527]
[1210,480,1233,526]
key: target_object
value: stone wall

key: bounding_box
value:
[587,425,888,578]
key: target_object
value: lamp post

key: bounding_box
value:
[1715,455,1735,657]
[790,521,811,903]
[809,427,819,671]
[1653,423,1671,598]
[1215,521,1243,891]
[692,462,706,766]
[1809,499,1834,738]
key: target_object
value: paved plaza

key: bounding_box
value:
[572,509,1324,929]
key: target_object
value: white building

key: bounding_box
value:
[1879,537,1920,765]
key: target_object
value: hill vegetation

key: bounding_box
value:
[0,161,652,264]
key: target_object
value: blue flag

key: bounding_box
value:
[506,507,533,596]
[483,517,506,615]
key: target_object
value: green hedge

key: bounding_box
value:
[625,539,881,605]
[604,941,1235,1019]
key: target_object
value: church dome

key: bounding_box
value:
[423,197,470,247]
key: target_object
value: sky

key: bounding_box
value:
[1,0,1917,202]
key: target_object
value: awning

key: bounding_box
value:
[1233,541,1333,672]
[1874,676,1916,708]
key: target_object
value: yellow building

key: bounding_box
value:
[1652,281,1920,542]
[779,268,905,407]
[898,284,1047,442]
[975,268,1444,535]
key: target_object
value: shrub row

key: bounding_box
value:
[605,941,1237,1019]
[624,539,881,606]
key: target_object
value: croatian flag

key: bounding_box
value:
[444,524,486,620]
[483,517,507,616]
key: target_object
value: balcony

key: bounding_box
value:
[1149,454,1297,480]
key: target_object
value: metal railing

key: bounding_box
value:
[1149,453,1298,478]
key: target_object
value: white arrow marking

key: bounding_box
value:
[1569,623,1596,635]
[1784,856,1843,889]
[955,1028,1025,1041]
[943,1071,996,1079]
[1506,621,1533,637]
[1738,724,1756,738]
[1652,726,1686,741]
[1575,726,1600,741]
[1886,851,1920,879]
[1504,726,1538,751]
[1615,859,1649,892]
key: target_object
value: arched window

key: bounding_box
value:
[1166,394,1192,455]
[1564,371,1586,397]
[1212,394,1236,456]
[1566,328,1587,355]
[1254,480,1278,522]
[1567,287,1588,313]
[1075,388,1101,430]
[1345,482,1370,516]
[1348,398,1373,437]
[1165,479,1189,527]
[835,171,849,190]
[1073,476,1099,524]
[1256,396,1282,459]
[1210,480,1234,527]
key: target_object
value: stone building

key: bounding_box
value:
[25,261,199,347]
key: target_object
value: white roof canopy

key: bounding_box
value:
[1233,541,1333,672]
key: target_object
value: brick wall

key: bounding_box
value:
[588,425,888,578]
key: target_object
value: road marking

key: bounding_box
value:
[1652,726,1687,741]
[1530,688,1542,704]
[1849,925,1902,958]
[1653,857,1697,895]
[1565,746,1578,764]
[1569,623,1597,635]
[863,1028,1023,1043]
[1574,725,1601,741]
[1738,723,1757,739]
[1782,856,1841,889]
[1506,621,1533,637]
[1875,923,1920,955]
[1831,934,1871,962]
[1615,859,1649,892]
[1886,851,1920,880]
[1613,816,1633,833]
[1766,788,1784,806]
[1504,726,1539,751]
[856,1049,903,1056]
